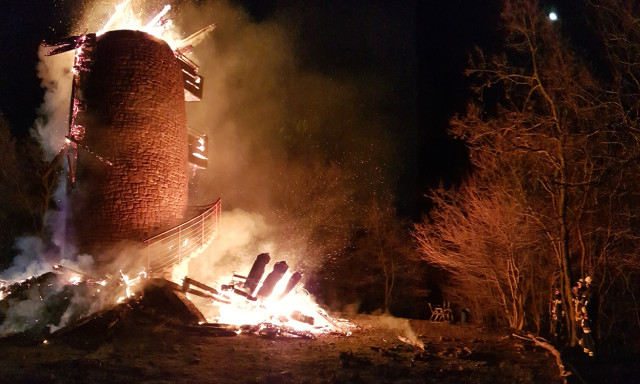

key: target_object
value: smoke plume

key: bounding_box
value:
[175,0,413,279]
[9,0,415,310]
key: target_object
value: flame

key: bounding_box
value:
[118,270,146,303]
[190,270,348,335]
[97,1,182,49]
[171,258,190,284]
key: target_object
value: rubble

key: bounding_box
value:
[0,253,346,345]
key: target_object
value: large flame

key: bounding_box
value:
[97,1,182,49]
[187,270,349,335]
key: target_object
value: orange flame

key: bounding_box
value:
[97,1,181,49]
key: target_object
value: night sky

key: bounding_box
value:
[0,0,502,220]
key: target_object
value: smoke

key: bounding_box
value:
[176,0,414,278]
[185,208,273,285]
[1,49,79,285]
[4,0,416,322]
[1,1,111,283]
[0,237,53,281]
[32,48,74,160]
[377,313,424,348]
[3,3,80,283]
[0,283,48,335]
[31,0,414,276]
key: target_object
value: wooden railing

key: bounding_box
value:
[144,198,221,275]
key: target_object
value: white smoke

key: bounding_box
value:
[186,208,275,286]
[0,284,47,335]
[32,47,73,160]
[0,237,51,281]
[377,314,424,349]
[0,3,97,337]
[1,22,79,282]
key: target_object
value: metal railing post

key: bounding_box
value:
[143,198,221,273]
[146,240,150,275]
[201,212,205,247]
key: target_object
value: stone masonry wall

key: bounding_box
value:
[72,30,188,257]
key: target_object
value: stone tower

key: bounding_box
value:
[71,30,189,258]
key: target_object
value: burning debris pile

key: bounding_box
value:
[0,264,148,340]
[0,253,349,345]
[182,253,350,338]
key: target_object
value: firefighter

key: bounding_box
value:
[576,278,585,297]
[572,282,584,344]
[550,287,564,342]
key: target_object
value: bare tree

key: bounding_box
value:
[353,195,414,313]
[414,0,640,345]
[414,181,552,329]
[0,113,49,267]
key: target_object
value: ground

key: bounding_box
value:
[0,312,567,384]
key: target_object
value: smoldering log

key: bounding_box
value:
[278,271,303,300]
[256,261,289,299]
[244,253,271,295]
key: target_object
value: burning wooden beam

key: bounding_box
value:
[182,276,219,296]
[257,261,289,299]
[244,253,271,295]
[52,264,100,281]
[232,288,257,301]
[278,271,303,300]
[181,276,230,304]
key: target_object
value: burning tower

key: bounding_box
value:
[43,15,216,268]
[72,30,192,255]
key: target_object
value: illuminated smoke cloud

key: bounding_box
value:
[186,208,274,285]
[32,48,73,160]
[14,0,411,287]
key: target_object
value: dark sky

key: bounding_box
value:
[0,0,501,219]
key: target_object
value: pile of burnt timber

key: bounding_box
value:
[180,253,341,338]
[210,253,303,302]
[0,271,115,341]
[51,278,239,348]
[0,253,346,345]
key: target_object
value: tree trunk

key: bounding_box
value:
[558,148,576,345]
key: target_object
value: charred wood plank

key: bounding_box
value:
[183,276,219,295]
[184,288,231,304]
[244,253,271,295]
[278,271,302,300]
[233,288,257,301]
[256,261,288,299]
[232,273,247,280]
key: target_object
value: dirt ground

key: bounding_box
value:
[0,310,568,384]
